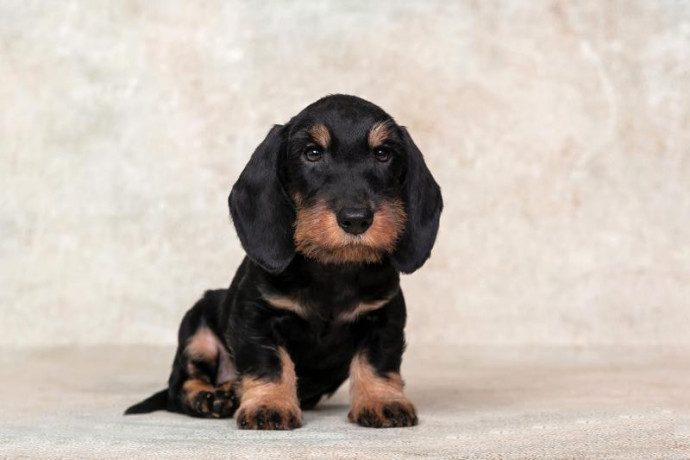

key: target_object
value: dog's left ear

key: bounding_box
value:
[229,125,295,273]
[391,127,443,274]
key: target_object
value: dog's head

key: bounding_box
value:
[229,95,442,274]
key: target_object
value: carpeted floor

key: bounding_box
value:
[1,345,688,459]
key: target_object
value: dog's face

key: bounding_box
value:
[285,99,408,265]
[230,95,442,274]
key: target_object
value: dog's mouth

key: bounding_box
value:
[293,200,406,264]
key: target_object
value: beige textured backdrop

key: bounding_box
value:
[1,1,689,347]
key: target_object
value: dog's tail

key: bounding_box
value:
[124,389,169,415]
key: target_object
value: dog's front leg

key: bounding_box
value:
[348,292,418,428]
[233,343,302,430]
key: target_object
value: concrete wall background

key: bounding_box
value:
[1,1,689,347]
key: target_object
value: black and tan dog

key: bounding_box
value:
[125,95,442,429]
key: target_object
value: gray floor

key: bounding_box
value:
[1,345,688,459]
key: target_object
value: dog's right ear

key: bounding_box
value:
[229,125,295,273]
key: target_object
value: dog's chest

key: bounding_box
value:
[260,259,399,327]
[295,283,390,324]
[280,291,370,364]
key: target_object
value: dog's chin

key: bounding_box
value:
[297,242,388,265]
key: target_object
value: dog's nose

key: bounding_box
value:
[337,207,374,235]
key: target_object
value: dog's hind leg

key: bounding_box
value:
[167,294,239,418]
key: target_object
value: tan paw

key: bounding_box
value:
[236,404,302,430]
[348,399,418,428]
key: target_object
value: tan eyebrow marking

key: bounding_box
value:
[368,121,391,148]
[308,124,331,148]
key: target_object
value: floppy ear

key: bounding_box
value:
[229,125,295,273]
[391,127,443,274]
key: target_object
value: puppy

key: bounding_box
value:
[125,94,443,429]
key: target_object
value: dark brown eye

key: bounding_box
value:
[374,147,391,162]
[304,146,323,162]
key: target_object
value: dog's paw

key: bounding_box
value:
[348,399,418,428]
[236,404,302,430]
[211,387,239,418]
[189,388,238,418]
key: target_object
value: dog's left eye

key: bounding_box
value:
[374,148,391,162]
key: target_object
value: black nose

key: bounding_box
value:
[337,207,374,235]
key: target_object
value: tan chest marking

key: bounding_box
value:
[263,291,392,322]
[262,294,307,318]
[337,299,389,322]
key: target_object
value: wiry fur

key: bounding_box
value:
[294,199,406,264]
[124,95,442,430]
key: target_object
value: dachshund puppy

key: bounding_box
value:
[125,94,443,430]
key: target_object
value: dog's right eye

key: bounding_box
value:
[304,147,323,162]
